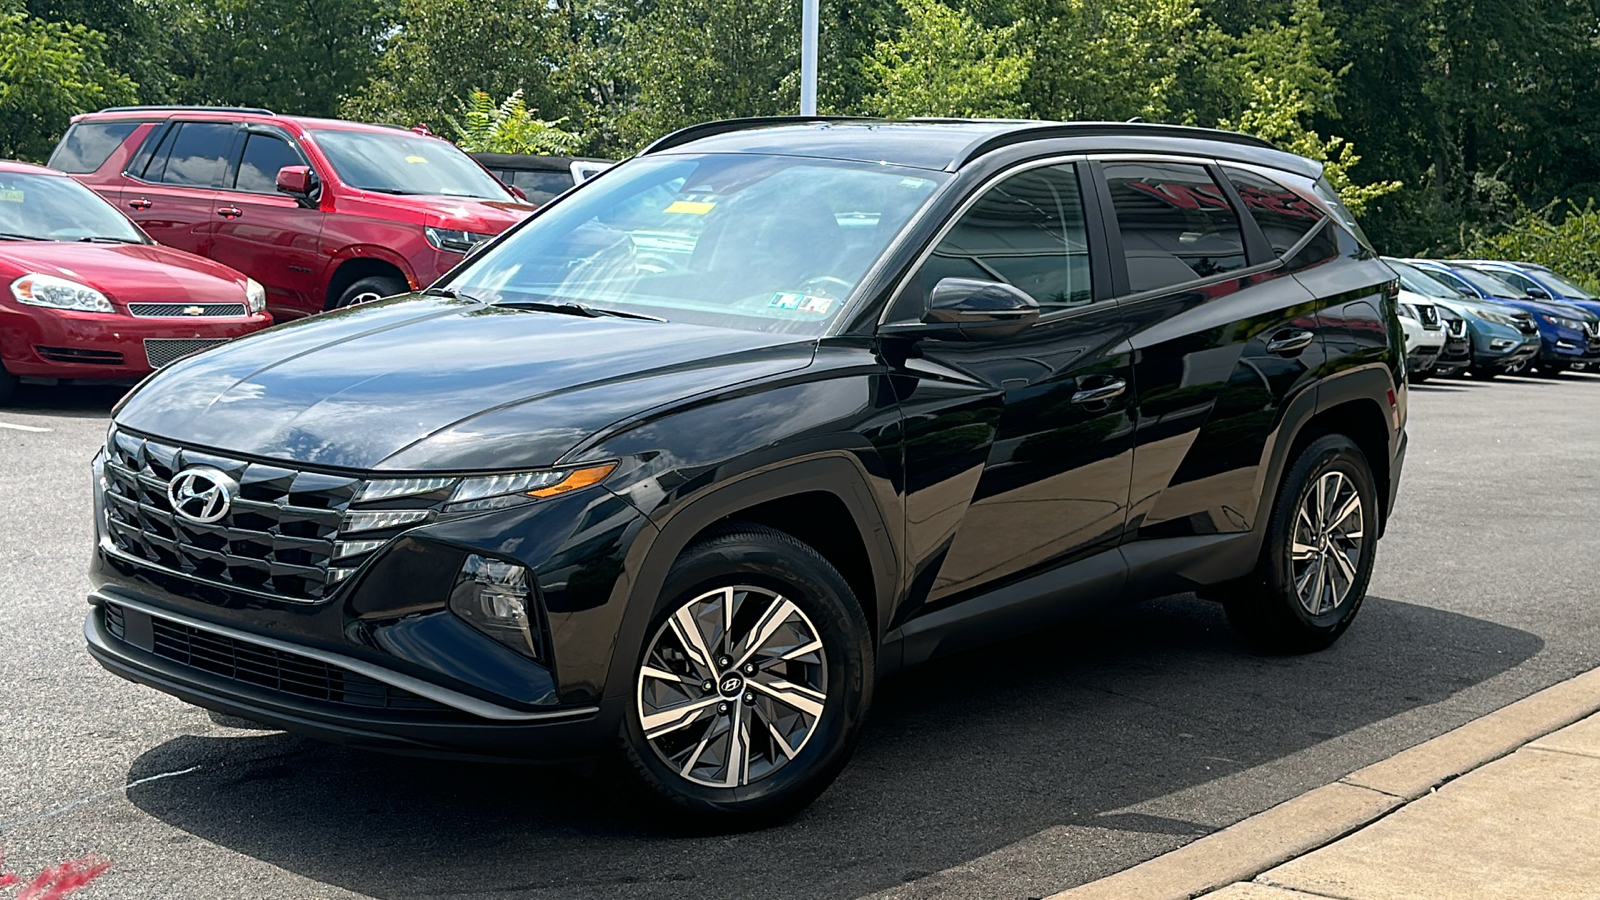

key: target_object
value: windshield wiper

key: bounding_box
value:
[422,286,486,303]
[493,299,666,322]
[77,236,142,244]
[0,232,41,241]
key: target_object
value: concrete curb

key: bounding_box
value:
[1045,665,1600,900]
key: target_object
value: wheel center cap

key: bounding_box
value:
[717,673,746,698]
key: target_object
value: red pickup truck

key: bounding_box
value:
[52,106,537,319]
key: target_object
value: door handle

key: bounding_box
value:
[127,198,151,211]
[216,206,242,219]
[1266,330,1315,355]
[1071,376,1127,405]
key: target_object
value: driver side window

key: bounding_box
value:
[899,163,1092,320]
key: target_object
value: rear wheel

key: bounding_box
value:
[617,525,872,830]
[1223,434,1377,653]
[331,274,407,310]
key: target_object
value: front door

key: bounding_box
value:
[211,128,327,318]
[888,161,1136,623]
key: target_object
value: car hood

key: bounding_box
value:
[0,241,248,305]
[112,294,818,471]
[351,191,537,232]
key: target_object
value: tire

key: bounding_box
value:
[1222,434,1377,653]
[0,359,16,406]
[1469,366,1499,380]
[1409,369,1429,383]
[330,274,407,310]
[1535,362,1569,377]
[616,524,872,830]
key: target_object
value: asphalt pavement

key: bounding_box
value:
[2,371,1598,900]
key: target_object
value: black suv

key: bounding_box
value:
[86,118,1407,825]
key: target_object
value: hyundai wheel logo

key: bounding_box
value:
[167,467,236,524]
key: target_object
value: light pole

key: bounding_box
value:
[800,0,818,115]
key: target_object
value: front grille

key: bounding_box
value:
[143,338,229,369]
[128,303,248,318]
[1585,320,1599,338]
[1448,318,1468,338]
[103,601,447,712]
[101,430,449,602]
[1514,314,1538,335]
[1418,304,1440,328]
[36,345,123,365]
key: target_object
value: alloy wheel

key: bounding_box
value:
[637,585,828,788]
[1290,470,1365,616]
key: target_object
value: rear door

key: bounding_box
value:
[210,127,326,317]
[890,160,1136,618]
[121,121,240,257]
[1097,158,1329,562]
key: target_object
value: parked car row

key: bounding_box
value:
[1385,257,1600,380]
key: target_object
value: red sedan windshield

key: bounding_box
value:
[0,172,148,244]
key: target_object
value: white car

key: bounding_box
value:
[1398,288,1447,380]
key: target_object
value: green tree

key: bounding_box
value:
[24,0,175,101]
[0,4,135,160]
[448,90,582,154]
[1019,0,1197,122]
[862,0,1030,118]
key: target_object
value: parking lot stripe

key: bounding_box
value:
[0,421,51,432]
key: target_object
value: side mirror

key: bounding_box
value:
[1526,287,1551,300]
[882,278,1040,341]
[275,165,318,205]
[507,183,529,202]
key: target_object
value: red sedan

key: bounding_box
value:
[0,160,272,403]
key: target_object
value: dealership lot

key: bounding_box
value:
[3,373,1599,900]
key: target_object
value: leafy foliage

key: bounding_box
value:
[448,90,582,155]
[1019,0,1197,122]
[863,0,1029,118]
[1467,201,1600,293]
[0,5,134,161]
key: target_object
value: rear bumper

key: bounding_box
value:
[84,593,613,761]
[0,304,270,380]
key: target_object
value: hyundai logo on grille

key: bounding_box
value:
[167,467,237,524]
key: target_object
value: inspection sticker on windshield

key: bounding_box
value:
[405,155,429,164]
[769,292,835,314]
[664,200,716,215]
[0,190,22,203]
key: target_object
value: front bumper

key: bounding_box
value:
[0,304,271,380]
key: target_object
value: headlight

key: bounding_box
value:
[445,463,617,512]
[1397,303,1418,321]
[449,554,542,659]
[244,278,267,314]
[1540,314,1582,329]
[10,273,113,312]
[1474,308,1518,327]
[425,226,497,254]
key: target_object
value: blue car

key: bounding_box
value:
[1407,259,1600,375]
[1453,261,1600,361]
[1387,258,1539,377]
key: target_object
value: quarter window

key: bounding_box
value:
[149,123,236,187]
[1104,161,1246,293]
[234,133,303,193]
[909,163,1092,312]
[1224,168,1326,256]
[48,122,140,174]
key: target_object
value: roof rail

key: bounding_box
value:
[951,121,1275,169]
[640,116,884,155]
[96,105,276,116]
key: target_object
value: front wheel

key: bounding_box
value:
[330,275,407,310]
[617,525,872,829]
[1223,434,1378,653]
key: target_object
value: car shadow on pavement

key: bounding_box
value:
[0,383,126,417]
[123,594,1540,900]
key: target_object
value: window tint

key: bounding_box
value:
[151,123,235,187]
[48,122,139,174]
[1105,162,1246,293]
[909,163,1092,312]
[1285,220,1341,271]
[508,170,575,205]
[234,133,302,193]
[1490,269,1540,293]
[1224,168,1326,256]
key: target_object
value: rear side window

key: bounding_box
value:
[234,132,303,193]
[48,122,140,174]
[1104,161,1247,293]
[911,163,1093,310]
[147,123,236,187]
[508,170,575,205]
[1224,168,1326,256]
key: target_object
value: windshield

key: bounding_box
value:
[1452,265,1525,299]
[311,130,510,199]
[448,153,948,336]
[1384,258,1463,299]
[1528,266,1597,300]
[0,172,147,243]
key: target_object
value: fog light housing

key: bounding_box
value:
[448,554,541,659]
[1490,338,1515,350]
